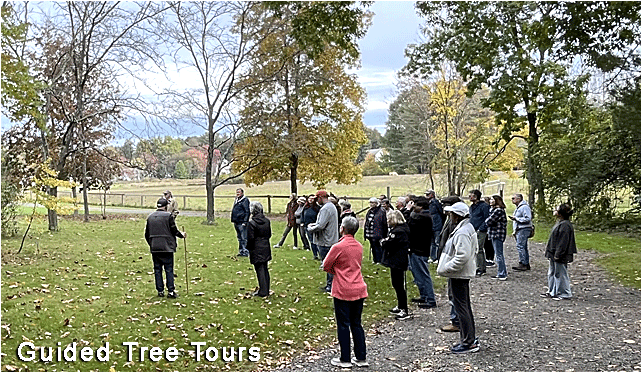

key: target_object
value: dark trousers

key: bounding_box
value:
[447,284,460,326]
[369,239,383,263]
[277,225,298,247]
[298,225,310,250]
[449,278,475,345]
[484,235,494,260]
[253,262,270,296]
[390,268,407,311]
[152,253,175,293]
[319,245,334,289]
[334,297,366,362]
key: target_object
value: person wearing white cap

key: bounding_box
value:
[437,202,479,354]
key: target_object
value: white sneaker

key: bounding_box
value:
[331,357,352,368]
[395,309,411,320]
[273,244,281,248]
[351,358,369,367]
[292,246,299,250]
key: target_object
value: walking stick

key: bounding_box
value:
[182,226,189,295]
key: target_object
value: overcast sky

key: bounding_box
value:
[355,1,424,134]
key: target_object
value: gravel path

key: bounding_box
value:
[280,239,641,372]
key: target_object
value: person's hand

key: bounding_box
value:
[182,232,187,238]
[509,215,516,220]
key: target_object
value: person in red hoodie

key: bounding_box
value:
[323,216,368,368]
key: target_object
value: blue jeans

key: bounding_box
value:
[319,245,334,289]
[430,229,441,261]
[547,259,572,298]
[408,254,436,305]
[333,297,366,362]
[234,222,249,256]
[152,253,175,293]
[515,228,531,265]
[492,238,507,278]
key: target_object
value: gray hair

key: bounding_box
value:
[396,196,406,205]
[341,216,359,236]
[250,201,263,215]
[368,197,380,205]
[386,210,406,226]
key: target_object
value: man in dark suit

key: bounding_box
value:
[145,198,186,298]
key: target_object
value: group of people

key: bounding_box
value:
[144,187,578,366]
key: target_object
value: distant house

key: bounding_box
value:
[366,148,388,162]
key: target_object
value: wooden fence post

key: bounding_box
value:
[141,195,144,207]
[267,195,272,214]
[386,186,390,200]
[121,194,124,206]
[183,196,187,209]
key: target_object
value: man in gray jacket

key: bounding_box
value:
[308,190,339,292]
[145,198,186,298]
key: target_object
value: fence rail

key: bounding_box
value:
[30,191,378,215]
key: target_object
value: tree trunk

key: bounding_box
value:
[205,128,216,224]
[72,186,78,217]
[525,110,542,213]
[47,187,58,231]
[290,153,298,195]
[82,153,90,222]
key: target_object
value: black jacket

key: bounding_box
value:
[231,196,250,223]
[407,209,434,257]
[381,223,410,270]
[247,213,272,264]
[545,220,577,264]
[364,206,388,241]
[145,210,184,253]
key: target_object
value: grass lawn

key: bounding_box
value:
[1,215,445,372]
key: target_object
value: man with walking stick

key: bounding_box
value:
[145,198,186,299]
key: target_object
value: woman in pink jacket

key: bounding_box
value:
[323,216,369,368]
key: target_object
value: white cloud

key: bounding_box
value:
[367,100,390,111]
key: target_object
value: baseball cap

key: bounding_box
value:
[444,202,469,217]
[157,198,169,208]
[315,190,329,198]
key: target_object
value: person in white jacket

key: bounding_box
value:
[437,202,479,354]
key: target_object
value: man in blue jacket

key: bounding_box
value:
[231,188,250,257]
[425,190,443,262]
[468,189,490,276]
[145,198,186,298]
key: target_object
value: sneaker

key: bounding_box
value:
[490,275,507,281]
[411,297,425,303]
[441,324,460,332]
[237,253,249,257]
[551,296,563,301]
[167,291,179,299]
[485,260,496,267]
[451,343,480,354]
[475,271,485,277]
[273,244,281,248]
[330,357,352,368]
[418,302,437,309]
[395,309,411,320]
[292,246,299,250]
[389,306,401,314]
[540,292,552,298]
[157,291,165,297]
[320,286,331,293]
[351,358,369,367]
[427,258,434,264]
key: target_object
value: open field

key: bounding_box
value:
[47,173,530,214]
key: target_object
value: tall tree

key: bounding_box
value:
[153,1,273,224]
[234,2,372,193]
[405,1,640,212]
